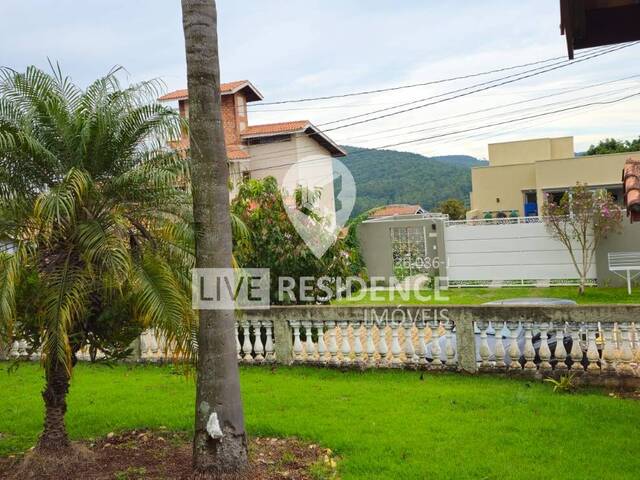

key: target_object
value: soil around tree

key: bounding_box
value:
[0,430,338,480]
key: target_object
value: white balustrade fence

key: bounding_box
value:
[288,319,457,369]
[4,306,639,386]
[474,320,640,374]
[236,319,275,363]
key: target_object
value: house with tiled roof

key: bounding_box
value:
[159,81,346,219]
[369,204,425,218]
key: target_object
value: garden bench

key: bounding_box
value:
[608,252,640,294]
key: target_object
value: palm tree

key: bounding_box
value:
[181,0,249,474]
[0,65,197,452]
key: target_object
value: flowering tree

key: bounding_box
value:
[542,183,623,294]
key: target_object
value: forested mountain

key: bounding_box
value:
[340,146,483,218]
[425,154,487,167]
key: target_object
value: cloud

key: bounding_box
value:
[2,0,638,159]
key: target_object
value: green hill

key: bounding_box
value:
[340,146,482,217]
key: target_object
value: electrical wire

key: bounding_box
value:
[250,46,614,106]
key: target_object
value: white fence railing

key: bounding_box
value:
[445,216,543,227]
[6,306,640,382]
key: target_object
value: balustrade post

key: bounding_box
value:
[252,320,265,363]
[264,321,275,362]
[617,323,634,376]
[495,322,506,370]
[631,323,640,371]
[327,321,339,366]
[390,321,402,367]
[377,323,389,367]
[553,323,568,371]
[454,312,475,373]
[353,321,364,367]
[538,323,552,373]
[235,322,242,361]
[339,321,351,366]
[274,318,294,365]
[444,321,456,368]
[430,321,442,369]
[569,325,584,372]
[601,324,616,373]
[365,321,376,367]
[586,324,600,374]
[478,321,491,370]
[303,320,315,363]
[403,319,416,368]
[508,323,521,370]
[314,321,327,365]
[416,320,427,368]
[241,320,254,363]
[523,322,536,372]
[290,320,302,363]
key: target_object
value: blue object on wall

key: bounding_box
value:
[524,202,538,217]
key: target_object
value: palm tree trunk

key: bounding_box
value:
[37,361,71,451]
[181,0,248,475]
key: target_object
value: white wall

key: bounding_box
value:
[444,222,595,283]
[248,134,336,226]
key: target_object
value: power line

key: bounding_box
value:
[213,44,636,167]
[342,73,640,142]
[245,90,640,174]
[250,46,613,106]
[243,82,636,165]
[374,91,640,150]
[354,84,639,145]
[233,71,640,166]
[319,42,639,130]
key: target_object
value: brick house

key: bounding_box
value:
[159,80,346,221]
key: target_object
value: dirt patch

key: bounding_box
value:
[608,390,640,400]
[0,430,338,480]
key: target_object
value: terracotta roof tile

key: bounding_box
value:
[370,204,425,218]
[226,145,251,160]
[623,157,640,222]
[159,80,262,102]
[241,121,310,136]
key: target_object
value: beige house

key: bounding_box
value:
[467,136,638,219]
[159,81,346,220]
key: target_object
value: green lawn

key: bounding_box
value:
[333,286,640,305]
[2,363,639,479]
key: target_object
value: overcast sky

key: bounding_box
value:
[2,0,639,158]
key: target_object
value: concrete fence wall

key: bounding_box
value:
[125,305,640,389]
[444,221,595,285]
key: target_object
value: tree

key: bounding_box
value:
[436,198,466,220]
[232,177,362,303]
[586,136,640,155]
[181,0,249,475]
[0,66,195,455]
[542,183,623,294]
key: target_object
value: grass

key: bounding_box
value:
[1,363,639,479]
[332,286,640,305]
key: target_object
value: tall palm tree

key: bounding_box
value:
[181,0,249,475]
[0,65,197,452]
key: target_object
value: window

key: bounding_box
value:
[390,227,429,280]
[242,171,250,183]
[605,187,624,206]
[524,191,537,204]
[236,95,246,117]
[244,134,292,146]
